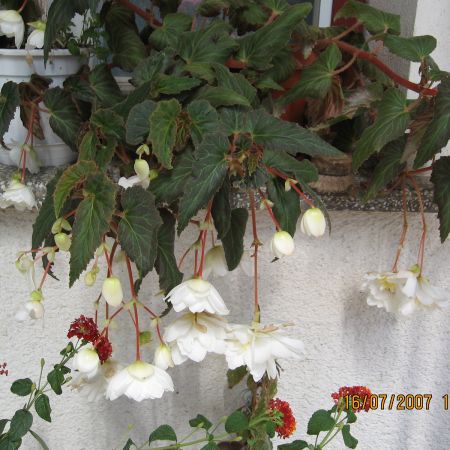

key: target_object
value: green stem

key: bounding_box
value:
[141,433,234,450]
[316,410,342,449]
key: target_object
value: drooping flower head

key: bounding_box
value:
[269,231,295,259]
[0,10,25,48]
[106,360,174,402]
[166,278,229,315]
[73,345,101,379]
[67,315,99,342]
[300,208,326,237]
[225,323,305,382]
[164,312,229,364]
[269,398,296,439]
[0,179,36,211]
[331,386,372,412]
[26,20,45,49]
[102,276,124,307]
[203,245,229,278]
[153,343,175,370]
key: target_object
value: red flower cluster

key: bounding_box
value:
[67,315,112,363]
[0,362,8,376]
[67,315,99,342]
[331,386,372,412]
[269,398,296,439]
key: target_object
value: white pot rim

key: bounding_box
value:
[0,48,89,57]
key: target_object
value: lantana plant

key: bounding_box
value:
[0,0,450,448]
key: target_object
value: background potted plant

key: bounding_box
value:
[0,0,449,448]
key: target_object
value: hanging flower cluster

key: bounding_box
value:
[332,386,373,413]
[269,398,297,439]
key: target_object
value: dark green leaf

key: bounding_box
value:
[225,411,249,434]
[431,156,450,242]
[213,63,258,107]
[47,368,64,395]
[9,410,32,441]
[44,88,82,150]
[44,0,89,62]
[187,100,219,147]
[154,75,202,95]
[189,414,212,430]
[353,88,410,171]
[112,82,153,118]
[122,438,135,450]
[149,99,182,169]
[248,109,342,157]
[119,187,163,279]
[0,81,19,138]
[197,0,228,17]
[104,3,147,71]
[307,409,334,435]
[148,425,177,445]
[221,208,248,271]
[91,109,125,141]
[279,44,341,105]
[79,130,117,170]
[0,419,8,435]
[35,395,52,423]
[126,100,157,145]
[278,440,309,450]
[262,148,319,184]
[195,86,251,108]
[178,21,237,65]
[267,178,300,236]
[10,379,33,397]
[211,179,231,239]
[153,0,182,17]
[178,133,229,233]
[227,366,248,389]
[335,0,400,34]
[131,52,172,87]
[54,161,97,217]
[235,3,312,69]
[149,13,192,50]
[414,77,450,168]
[365,136,406,200]
[346,409,357,424]
[154,209,183,293]
[88,64,124,108]
[69,174,117,286]
[151,150,195,204]
[0,437,20,450]
[342,425,358,449]
[384,35,437,62]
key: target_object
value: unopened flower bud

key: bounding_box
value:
[54,232,72,252]
[73,347,100,378]
[102,276,123,307]
[15,254,33,273]
[153,343,174,370]
[260,199,274,211]
[149,169,159,182]
[51,218,71,234]
[270,231,295,258]
[85,270,97,287]
[136,144,150,156]
[300,208,326,237]
[26,300,44,319]
[45,248,56,262]
[134,159,150,182]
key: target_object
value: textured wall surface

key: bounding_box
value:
[1,209,449,450]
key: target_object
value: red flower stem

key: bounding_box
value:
[194,249,199,275]
[38,260,52,290]
[249,190,260,323]
[116,0,161,28]
[140,303,158,319]
[332,21,362,41]
[407,166,433,175]
[196,201,213,278]
[178,246,191,270]
[320,39,437,96]
[126,257,141,361]
[392,178,408,272]
[407,175,427,273]
[17,0,29,13]
[99,307,125,336]
[63,209,77,219]
[266,166,315,207]
[257,188,282,231]
[21,148,27,184]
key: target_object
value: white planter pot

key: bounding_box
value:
[0,49,87,169]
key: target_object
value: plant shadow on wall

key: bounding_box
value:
[0,0,450,449]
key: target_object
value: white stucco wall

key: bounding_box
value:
[1,208,450,450]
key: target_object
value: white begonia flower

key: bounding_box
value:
[102,276,123,307]
[0,10,25,48]
[269,230,295,259]
[71,359,121,402]
[54,232,72,252]
[15,300,44,322]
[9,143,40,174]
[164,312,229,364]
[118,175,150,190]
[72,346,101,379]
[300,208,326,237]
[106,360,174,402]
[25,20,45,49]
[363,269,448,315]
[134,159,150,181]
[203,245,228,279]
[166,278,229,315]
[225,323,305,382]
[153,343,174,370]
[0,179,36,211]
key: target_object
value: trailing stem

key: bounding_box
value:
[126,257,141,361]
[392,178,408,273]
[249,190,261,323]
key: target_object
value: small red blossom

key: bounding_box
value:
[67,315,99,342]
[94,336,113,363]
[0,362,8,376]
[269,398,296,439]
[332,386,372,412]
